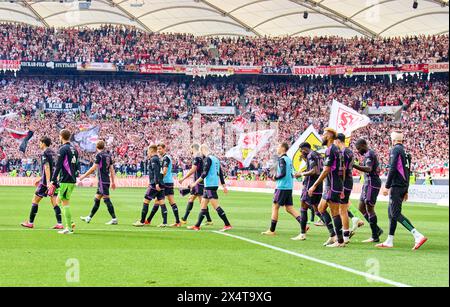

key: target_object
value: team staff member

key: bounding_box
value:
[377,131,428,250]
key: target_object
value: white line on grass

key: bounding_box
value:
[213,231,411,288]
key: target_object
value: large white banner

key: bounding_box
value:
[329,100,371,136]
[225,129,275,167]
[198,106,236,115]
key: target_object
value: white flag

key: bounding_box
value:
[226,129,275,167]
[329,100,371,137]
[287,125,324,172]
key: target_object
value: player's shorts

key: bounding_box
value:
[59,183,75,201]
[96,183,110,196]
[144,185,165,201]
[163,183,175,196]
[360,184,381,206]
[322,186,342,204]
[301,188,321,206]
[191,184,204,196]
[203,187,219,200]
[273,189,293,206]
[340,187,352,204]
[35,183,58,198]
[388,186,408,219]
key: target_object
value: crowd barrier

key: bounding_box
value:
[1,177,447,205]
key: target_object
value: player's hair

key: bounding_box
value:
[148,144,158,152]
[40,136,51,147]
[337,133,346,143]
[191,143,200,151]
[324,127,337,139]
[391,130,404,142]
[280,142,290,152]
[299,142,311,149]
[60,129,71,141]
[200,144,211,155]
[355,138,367,147]
[96,140,106,150]
[157,143,166,149]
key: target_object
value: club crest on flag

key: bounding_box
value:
[287,125,324,172]
[329,100,371,137]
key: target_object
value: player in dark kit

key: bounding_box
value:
[179,143,213,226]
[133,145,165,227]
[48,129,79,235]
[79,140,118,225]
[187,144,232,232]
[21,137,63,230]
[377,131,427,250]
[353,138,384,243]
[262,143,303,239]
[334,133,364,243]
[158,144,181,227]
[308,128,345,247]
[292,142,323,241]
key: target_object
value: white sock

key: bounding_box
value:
[385,235,394,246]
[411,229,423,240]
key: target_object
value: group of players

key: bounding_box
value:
[20,127,428,250]
[262,127,428,250]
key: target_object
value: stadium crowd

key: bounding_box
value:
[1,24,449,66]
[1,73,448,178]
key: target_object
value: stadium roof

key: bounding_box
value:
[0,0,449,38]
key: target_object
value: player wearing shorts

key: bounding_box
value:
[292,142,322,240]
[334,133,364,243]
[308,128,345,247]
[187,144,231,232]
[48,129,79,235]
[377,131,427,250]
[353,138,384,243]
[21,137,63,230]
[158,144,181,227]
[79,140,117,225]
[262,143,303,238]
[179,143,213,225]
[133,145,165,227]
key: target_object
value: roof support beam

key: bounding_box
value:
[43,9,129,20]
[137,6,218,19]
[228,0,271,14]
[378,11,449,36]
[21,0,49,28]
[199,0,261,37]
[107,0,154,33]
[288,0,377,37]
[157,19,248,33]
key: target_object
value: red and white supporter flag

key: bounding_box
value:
[225,129,275,167]
[231,115,249,133]
[328,100,371,137]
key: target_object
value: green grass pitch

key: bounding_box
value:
[0,186,448,287]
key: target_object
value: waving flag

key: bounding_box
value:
[226,129,275,167]
[73,126,100,152]
[329,100,371,137]
[287,125,324,172]
[2,128,34,153]
[231,115,249,133]
[0,113,18,133]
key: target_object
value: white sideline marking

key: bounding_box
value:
[0,228,195,233]
[213,231,411,288]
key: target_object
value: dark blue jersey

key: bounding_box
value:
[95,151,113,184]
[303,150,323,192]
[342,147,354,189]
[148,155,162,186]
[40,148,56,186]
[386,144,411,189]
[51,142,79,184]
[193,155,204,184]
[362,149,381,187]
[323,144,343,192]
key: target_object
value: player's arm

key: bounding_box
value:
[44,163,51,187]
[353,163,371,173]
[79,164,97,181]
[309,166,330,192]
[274,158,286,180]
[180,165,197,184]
[109,165,116,190]
[192,157,211,187]
[50,149,64,184]
[161,157,169,176]
[384,148,400,196]
[152,158,162,190]
[219,165,228,194]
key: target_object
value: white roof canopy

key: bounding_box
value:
[0,0,448,38]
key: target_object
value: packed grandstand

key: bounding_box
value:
[0,24,449,179]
